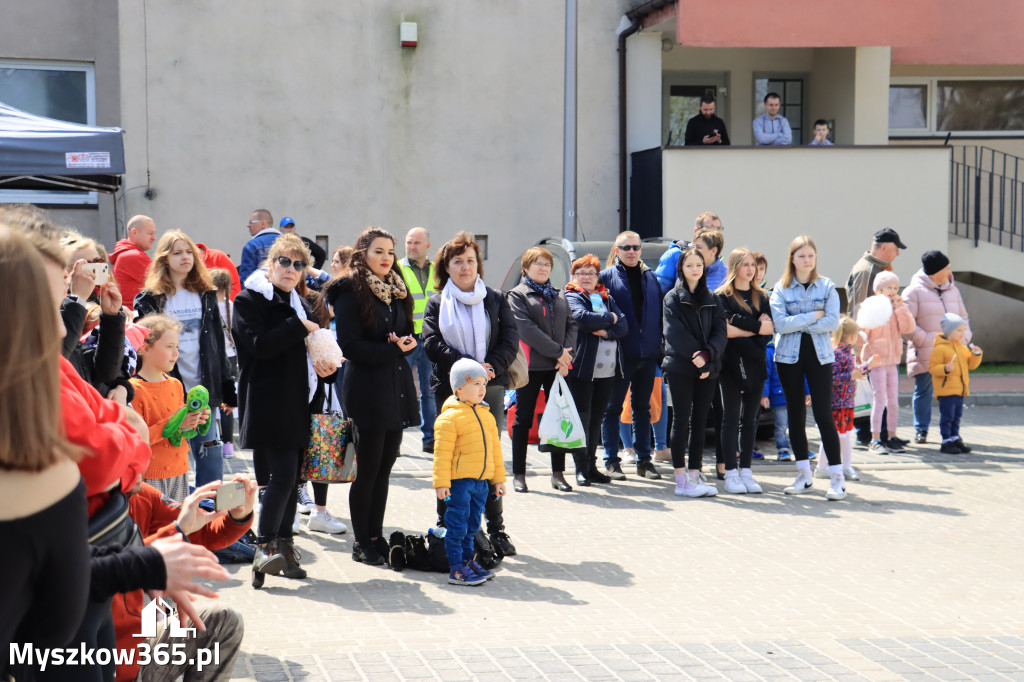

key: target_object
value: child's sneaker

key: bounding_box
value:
[777,450,793,462]
[222,442,235,459]
[826,473,847,501]
[844,467,860,481]
[448,564,485,586]
[783,470,813,495]
[751,450,764,460]
[467,560,495,581]
[868,439,890,455]
[674,472,717,498]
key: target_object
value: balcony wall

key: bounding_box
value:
[662,146,950,287]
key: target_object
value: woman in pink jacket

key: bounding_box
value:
[861,271,914,453]
[902,251,970,445]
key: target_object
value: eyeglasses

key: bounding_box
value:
[248,220,262,225]
[533,262,553,269]
[574,270,598,277]
[618,244,641,252]
[275,256,308,271]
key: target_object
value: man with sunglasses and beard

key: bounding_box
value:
[599,232,664,481]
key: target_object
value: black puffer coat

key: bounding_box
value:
[328,276,419,432]
[661,284,727,379]
[716,289,771,390]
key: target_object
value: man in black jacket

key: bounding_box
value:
[684,95,730,146]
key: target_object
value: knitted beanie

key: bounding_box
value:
[940,313,965,337]
[450,358,488,392]
[872,270,900,293]
[922,250,950,276]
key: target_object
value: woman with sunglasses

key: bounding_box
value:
[135,230,236,488]
[328,227,420,566]
[233,235,338,585]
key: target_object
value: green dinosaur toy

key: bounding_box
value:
[162,385,211,447]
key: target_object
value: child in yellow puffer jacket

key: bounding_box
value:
[433,358,508,586]
[929,313,983,454]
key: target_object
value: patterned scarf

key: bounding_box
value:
[364,269,408,305]
[523,274,558,304]
[565,280,609,302]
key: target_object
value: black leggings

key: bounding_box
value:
[719,373,765,471]
[254,448,301,542]
[348,428,402,545]
[312,481,328,506]
[776,334,841,465]
[512,370,569,474]
[564,374,616,468]
[665,371,717,470]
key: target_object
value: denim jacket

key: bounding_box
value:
[769,276,840,365]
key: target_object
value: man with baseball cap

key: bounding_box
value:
[846,227,907,318]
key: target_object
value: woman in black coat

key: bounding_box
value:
[420,231,520,555]
[563,254,629,487]
[327,227,419,566]
[715,248,774,496]
[233,235,336,586]
[662,247,727,498]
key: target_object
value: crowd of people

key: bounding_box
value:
[3,200,985,672]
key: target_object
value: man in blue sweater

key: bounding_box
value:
[654,211,723,293]
[238,209,282,283]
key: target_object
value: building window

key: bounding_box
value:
[0,60,97,204]
[890,78,1024,136]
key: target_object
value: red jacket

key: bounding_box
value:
[61,356,151,516]
[197,243,241,300]
[112,483,252,681]
[110,239,151,311]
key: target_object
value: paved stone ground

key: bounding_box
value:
[210,404,1024,681]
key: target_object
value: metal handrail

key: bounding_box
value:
[950,145,1024,251]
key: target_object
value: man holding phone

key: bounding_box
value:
[112,475,256,682]
[684,95,730,146]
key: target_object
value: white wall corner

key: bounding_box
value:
[853,46,892,145]
[626,31,664,155]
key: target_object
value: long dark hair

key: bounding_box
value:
[676,247,709,296]
[348,226,414,331]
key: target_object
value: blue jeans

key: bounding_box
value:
[772,404,791,450]
[618,380,669,450]
[602,356,657,464]
[937,395,964,442]
[406,343,435,443]
[443,478,489,568]
[913,372,934,433]
[190,410,223,488]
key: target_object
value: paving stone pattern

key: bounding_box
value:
[213,405,1024,681]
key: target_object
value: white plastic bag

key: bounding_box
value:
[305,328,344,368]
[537,374,586,450]
[853,378,872,417]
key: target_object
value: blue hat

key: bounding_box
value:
[280,216,295,228]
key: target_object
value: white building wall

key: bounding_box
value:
[117,0,632,284]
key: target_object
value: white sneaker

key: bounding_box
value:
[739,470,763,494]
[844,467,860,481]
[622,448,637,464]
[308,509,348,534]
[723,470,747,494]
[296,483,315,515]
[292,511,301,534]
[783,470,814,495]
[674,473,717,498]
[826,474,847,500]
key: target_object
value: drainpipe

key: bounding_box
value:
[618,15,641,233]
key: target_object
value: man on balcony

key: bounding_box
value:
[684,95,730,146]
[752,93,792,146]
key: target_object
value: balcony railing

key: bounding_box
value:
[950,145,1024,251]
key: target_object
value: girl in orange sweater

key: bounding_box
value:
[130,314,210,502]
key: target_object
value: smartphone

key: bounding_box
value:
[82,262,110,285]
[214,481,245,511]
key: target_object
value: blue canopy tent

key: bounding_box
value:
[0,101,125,193]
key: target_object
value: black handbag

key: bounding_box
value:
[88,490,143,548]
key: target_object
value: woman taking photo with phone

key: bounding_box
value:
[769,236,845,500]
[233,234,337,586]
[328,227,419,566]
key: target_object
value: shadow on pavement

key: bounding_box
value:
[233,651,314,680]
[255,576,456,615]
[397,570,588,605]
[497,555,635,587]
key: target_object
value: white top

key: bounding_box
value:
[165,288,203,390]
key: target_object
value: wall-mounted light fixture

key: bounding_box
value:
[401,22,418,47]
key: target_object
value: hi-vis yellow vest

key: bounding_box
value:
[399,257,437,334]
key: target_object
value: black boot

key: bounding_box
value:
[252,538,287,588]
[573,451,591,486]
[486,485,516,556]
[588,454,611,484]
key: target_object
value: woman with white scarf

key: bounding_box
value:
[422,231,520,557]
[233,235,337,587]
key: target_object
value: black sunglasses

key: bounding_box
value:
[275,256,307,271]
[618,244,641,252]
